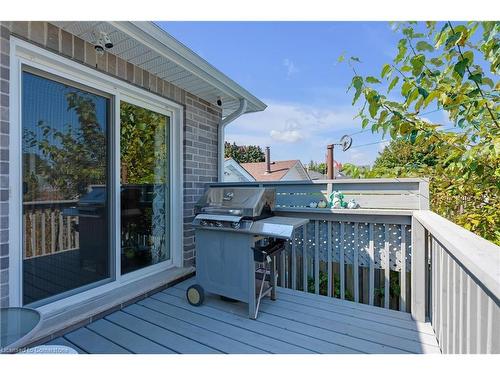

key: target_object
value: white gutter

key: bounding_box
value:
[218,98,248,181]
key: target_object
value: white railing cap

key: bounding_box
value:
[413,210,500,300]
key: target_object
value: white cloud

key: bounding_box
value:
[226,99,384,166]
[283,58,299,79]
[270,120,303,143]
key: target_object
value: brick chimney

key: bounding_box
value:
[265,146,271,174]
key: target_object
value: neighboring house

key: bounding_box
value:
[305,168,325,180]
[0,21,266,341]
[223,158,256,182]
[240,160,310,181]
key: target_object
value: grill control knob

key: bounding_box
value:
[200,220,208,226]
[231,222,241,229]
[215,221,223,227]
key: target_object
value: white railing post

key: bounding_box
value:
[411,215,428,322]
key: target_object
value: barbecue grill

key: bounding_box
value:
[186,186,308,319]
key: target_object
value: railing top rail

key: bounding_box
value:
[413,210,500,300]
[209,177,429,186]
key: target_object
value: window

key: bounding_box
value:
[120,102,170,274]
[21,69,111,305]
[11,38,183,308]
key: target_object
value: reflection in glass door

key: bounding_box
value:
[21,69,111,305]
[120,102,170,274]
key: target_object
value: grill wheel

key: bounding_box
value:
[186,284,205,306]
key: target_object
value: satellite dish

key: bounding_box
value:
[339,135,353,151]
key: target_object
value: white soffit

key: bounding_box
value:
[50,21,267,118]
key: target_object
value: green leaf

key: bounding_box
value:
[366,76,381,84]
[454,58,469,78]
[395,39,408,63]
[416,41,434,52]
[430,58,443,66]
[387,76,399,93]
[409,129,418,144]
[445,32,462,49]
[410,54,426,76]
[468,73,482,85]
[351,76,363,104]
[381,64,392,79]
[482,77,494,88]
[417,86,429,99]
[337,54,345,63]
[362,118,369,128]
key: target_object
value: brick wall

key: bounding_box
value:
[0,22,10,307]
[0,22,222,306]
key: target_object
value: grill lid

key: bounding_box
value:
[194,187,276,219]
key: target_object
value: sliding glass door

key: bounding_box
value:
[21,69,111,305]
[120,102,170,274]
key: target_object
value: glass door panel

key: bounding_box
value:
[22,69,111,305]
[120,102,170,274]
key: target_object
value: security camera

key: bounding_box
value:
[216,97,222,106]
[94,39,105,55]
[102,33,113,49]
[92,31,113,55]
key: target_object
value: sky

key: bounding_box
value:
[158,22,452,166]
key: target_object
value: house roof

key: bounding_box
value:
[241,160,300,181]
[224,158,256,181]
[49,21,266,117]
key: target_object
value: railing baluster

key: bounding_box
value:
[384,224,390,309]
[368,223,374,306]
[466,273,471,354]
[476,284,482,353]
[58,212,64,252]
[30,212,36,256]
[327,221,332,297]
[291,232,297,290]
[41,211,46,255]
[23,213,27,259]
[314,220,319,294]
[458,267,464,354]
[303,224,308,292]
[445,251,451,353]
[452,259,457,353]
[439,242,446,348]
[400,225,406,312]
[280,246,286,288]
[340,222,345,300]
[353,223,359,303]
[51,211,56,254]
[67,216,71,249]
[486,297,493,353]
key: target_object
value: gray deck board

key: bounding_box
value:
[49,276,440,354]
[87,319,174,354]
[64,327,131,354]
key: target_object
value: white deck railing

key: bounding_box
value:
[208,179,500,353]
[208,178,429,312]
[412,211,500,354]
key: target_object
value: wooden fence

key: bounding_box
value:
[23,200,80,259]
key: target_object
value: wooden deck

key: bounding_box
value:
[48,277,440,354]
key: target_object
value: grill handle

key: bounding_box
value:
[252,239,285,262]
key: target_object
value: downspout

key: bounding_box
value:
[218,98,248,181]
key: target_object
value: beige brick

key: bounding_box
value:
[29,21,45,46]
[116,57,126,79]
[134,66,142,86]
[96,51,106,71]
[61,29,73,57]
[85,42,96,67]
[126,62,134,81]
[142,70,149,89]
[46,23,59,52]
[107,54,116,76]
[11,21,28,39]
[73,36,85,63]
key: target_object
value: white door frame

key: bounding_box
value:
[8,37,184,309]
